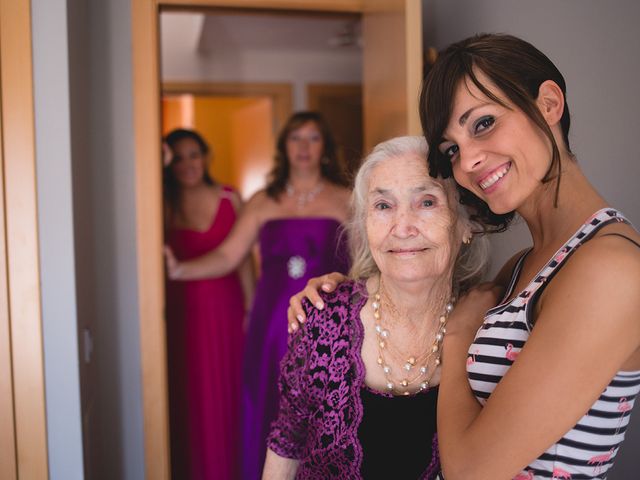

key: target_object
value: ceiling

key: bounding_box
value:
[195,12,362,54]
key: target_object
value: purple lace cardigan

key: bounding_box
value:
[267,280,441,479]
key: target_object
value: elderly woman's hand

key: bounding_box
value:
[446,282,503,338]
[286,272,347,333]
[164,245,183,280]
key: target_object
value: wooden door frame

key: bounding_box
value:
[162,81,293,135]
[0,0,48,478]
[132,2,364,478]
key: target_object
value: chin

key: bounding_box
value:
[481,194,517,216]
[486,203,511,215]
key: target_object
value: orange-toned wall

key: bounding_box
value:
[162,95,274,199]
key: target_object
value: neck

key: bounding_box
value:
[517,157,607,251]
[373,273,453,327]
[288,168,323,190]
[179,181,209,198]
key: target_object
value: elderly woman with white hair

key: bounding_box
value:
[262,136,488,479]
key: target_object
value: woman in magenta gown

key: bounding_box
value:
[164,129,254,480]
[164,112,352,479]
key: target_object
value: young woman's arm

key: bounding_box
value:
[228,190,256,323]
[438,236,640,479]
[165,191,265,280]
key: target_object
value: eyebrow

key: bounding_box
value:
[371,184,444,195]
[458,106,480,126]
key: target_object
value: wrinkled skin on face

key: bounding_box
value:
[366,153,469,285]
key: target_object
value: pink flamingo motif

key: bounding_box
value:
[466,349,479,366]
[552,467,572,479]
[588,448,614,475]
[615,397,633,433]
[618,397,632,413]
[505,343,519,361]
[513,470,534,480]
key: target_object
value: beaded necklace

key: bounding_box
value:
[372,282,453,395]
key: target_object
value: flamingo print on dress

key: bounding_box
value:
[618,397,632,414]
[551,466,572,479]
[615,397,633,433]
[513,470,534,480]
[467,349,479,366]
[505,343,519,362]
[587,447,615,475]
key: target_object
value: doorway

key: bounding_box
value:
[159,8,364,476]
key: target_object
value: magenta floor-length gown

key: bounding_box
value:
[241,217,349,479]
[166,186,245,480]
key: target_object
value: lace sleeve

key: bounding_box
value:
[266,301,315,459]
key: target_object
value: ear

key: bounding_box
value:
[536,80,565,127]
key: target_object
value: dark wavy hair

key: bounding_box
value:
[163,129,215,217]
[420,33,572,233]
[265,111,349,199]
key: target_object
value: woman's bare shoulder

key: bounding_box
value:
[324,183,352,218]
[541,233,640,329]
[327,183,351,199]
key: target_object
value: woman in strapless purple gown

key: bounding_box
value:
[164,112,351,479]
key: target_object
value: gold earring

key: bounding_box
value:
[463,235,472,245]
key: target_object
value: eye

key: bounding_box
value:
[474,115,495,134]
[374,201,391,210]
[422,198,435,208]
[440,143,459,161]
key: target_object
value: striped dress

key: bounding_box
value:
[467,208,640,479]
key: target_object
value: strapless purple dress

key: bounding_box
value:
[241,217,349,479]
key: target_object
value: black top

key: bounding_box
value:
[358,386,439,479]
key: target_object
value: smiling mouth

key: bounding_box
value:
[479,163,511,190]
[389,248,429,254]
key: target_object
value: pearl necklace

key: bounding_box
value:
[372,288,453,395]
[285,181,324,209]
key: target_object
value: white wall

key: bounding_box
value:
[31,0,84,477]
[423,1,640,477]
[160,13,362,110]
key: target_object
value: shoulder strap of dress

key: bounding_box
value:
[218,185,239,212]
[523,209,631,322]
[219,184,236,198]
[497,249,531,305]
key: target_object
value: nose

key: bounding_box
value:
[391,208,419,238]
[458,142,486,173]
